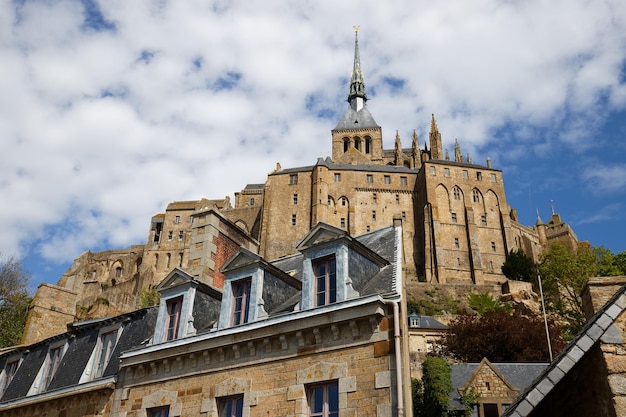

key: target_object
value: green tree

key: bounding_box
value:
[412,378,425,417]
[615,251,626,275]
[468,292,512,315]
[422,357,452,417]
[443,311,565,362]
[594,246,622,277]
[0,254,32,347]
[501,248,535,282]
[538,242,597,338]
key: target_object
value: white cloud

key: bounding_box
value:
[1,0,625,267]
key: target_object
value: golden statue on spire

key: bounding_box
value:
[353,25,360,33]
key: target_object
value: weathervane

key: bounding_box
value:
[353,25,360,33]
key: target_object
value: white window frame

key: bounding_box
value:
[80,323,123,383]
[0,355,22,395]
[28,340,68,395]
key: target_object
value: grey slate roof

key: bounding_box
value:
[0,308,157,404]
[334,105,379,130]
[450,363,548,411]
[502,283,626,417]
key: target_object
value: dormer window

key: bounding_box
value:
[231,279,251,326]
[29,341,67,394]
[314,256,337,307]
[0,357,20,395]
[165,297,183,341]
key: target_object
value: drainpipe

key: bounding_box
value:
[384,298,404,417]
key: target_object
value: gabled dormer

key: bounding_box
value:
[153,268,222,343]
[297,223,390,310]
[217,248,301,329]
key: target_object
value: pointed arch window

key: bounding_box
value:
[453,187,461,200]
[473,189,480,202]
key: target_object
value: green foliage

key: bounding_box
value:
[539,242,597,338]
[459,387,480,417]
[501,248,535,282]
[594,246,626,277]
[468,292,512,315]
[422,357,453,417]
[139,287,160,308]
[443,311,565,362]
[409,288,463,316]
[412,378,425,417]
[0,254,32,348]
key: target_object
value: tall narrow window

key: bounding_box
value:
[477,172,482,181]
[168,231,173,241]
[373,193,377,204]
[400,176,407,185]
[250,197,254,206]
[94,330,118,378]
[166,253,171,268]
[430,166,436,175]
[292,214,297,226]
[178,252,183,267]
[454,238,460,248]
[293,194,298,205]
[334,173,341,182]
[491,242,496,252]
[451,213,457,223]
[178,230,184,240]
[354,137,361,150]
[444,168,450,177]
[115,266,122,278]
[366,174,373,184]
[43,346,64,390]
[473,189,480,202]
[314,257,337,307]
[396,194,400,204]
[0,359,19,394]
[372,210,376,221]
[343,138,349,153]
[342,198,346,206]
[384,175,391,184]
[232,280,251,325]
[490,173,497,183]
[290,174,298,185]
[462,170,469,179]
[307,382,339,417]
[340,218,346,229]
[481,215,487,226]
[219,395,244,417]
[453,188,461,200]
[365,136,371,154]
[165,297,182,341]
[174,215,180,224]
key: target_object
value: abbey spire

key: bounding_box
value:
[348,26,367,111]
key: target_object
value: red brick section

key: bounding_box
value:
[209,231,240,289]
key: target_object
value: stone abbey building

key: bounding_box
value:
[22,31,577,346]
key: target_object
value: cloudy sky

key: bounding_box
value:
[2,0,625,291]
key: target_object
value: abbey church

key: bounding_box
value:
[21,31,577,346]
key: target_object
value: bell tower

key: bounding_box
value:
[331,27,383,165]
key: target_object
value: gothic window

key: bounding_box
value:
[219,395,244,417]
[115,266,122,278]
[366,174,373,184]
[473,189,480,202]
[290,174,298,185]
[314,257,337,307]
[451,212,457,223]
[165,297,182,341]
[231,279,251,326]
[307,381,339,417]
[384,175,391,184]
[453,187,461,200]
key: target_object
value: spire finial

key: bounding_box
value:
[348,26,367,109]
[551,200,555,215]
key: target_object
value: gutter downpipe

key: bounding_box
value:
[383,298,404,417]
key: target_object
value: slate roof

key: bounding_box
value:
[502,283,626,417]
[0,308,157,404]
[411,315,449,330]
[450,362,548,411]
[334,105,379,130]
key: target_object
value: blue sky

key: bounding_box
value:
[1,0,625,292]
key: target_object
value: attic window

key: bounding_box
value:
[165,297,182,341]
[231,279,251,325]
[314,257,337,307]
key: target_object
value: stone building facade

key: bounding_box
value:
[22,30,578,345]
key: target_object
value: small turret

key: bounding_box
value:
[454,139,463,162]
[429,114,443,160]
